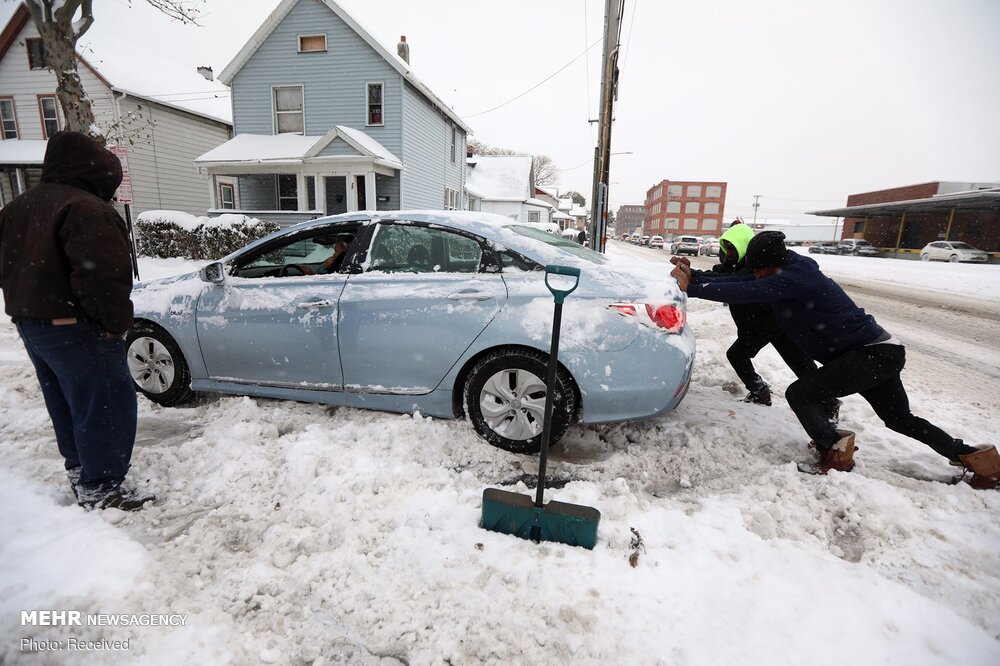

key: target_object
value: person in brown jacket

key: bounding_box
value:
[0,131,151,510]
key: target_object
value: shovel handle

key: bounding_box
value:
[544,265,580,305]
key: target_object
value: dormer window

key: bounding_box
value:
[273,85,303,134]
[298,35,326,52]
[26,38,47,69]
[366,82,383,126]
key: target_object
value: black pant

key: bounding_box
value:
[784,344,962,459]
[726,329,817,392]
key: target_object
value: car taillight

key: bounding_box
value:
[645,304,686,333]
[608,302,686,334]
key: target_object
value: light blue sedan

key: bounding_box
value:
[126,211,695,452]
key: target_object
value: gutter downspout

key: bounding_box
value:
[894,211,907,258]
[944,206,956,241]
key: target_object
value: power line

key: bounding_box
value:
[460,37,602,119]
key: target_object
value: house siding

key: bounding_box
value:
[375,173,398,211]
[400,82,465,208]
[316,137,362,157]
[229,0,402,165]
[116,97,230,216]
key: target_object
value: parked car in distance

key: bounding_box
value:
[699,238,721,257]
[641,235,651,246]
[809,241,840,254]
[649,235,665,249]
[920,241,989,263]
[672,235,701,256]
[837,238,880,257]
[125,211,694,454]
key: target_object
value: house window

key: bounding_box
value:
[26,38,47,70]
[277,174,298,210]
[367,82,383,126]
[38,96,59,138]
[0,99,17,139]
[219,182,236,209]
[450,127,456,163]
[273,86,303,134]
[528,210,540,223]
[706,185,722,198]
[298,35,326,52]
[444,187,459,210]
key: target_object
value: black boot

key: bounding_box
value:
[744,386,771,406]
[78,484,156,511]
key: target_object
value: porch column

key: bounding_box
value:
[364,172,376,210]
[315,175,327,214]
[346,173,358,212]
[15,168,26,194]
[296,173,307,211]
[208,173,218,210]
[894,212,907,252]
[944,206,956,240]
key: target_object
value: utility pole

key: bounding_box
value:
[589,0,625,254]
[752,194,761,227]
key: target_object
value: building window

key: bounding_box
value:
[666,201,680,213]
[684,201,700,214]
[277,174,298,210]
[450,126,456,163]
[366,82,384,126]
[444,187,460,210]
[26,38,47,70]
[0,99,17,139]
[219,182,236,209]
[667,185,682,197]
[273,86,304,134]
[706,185,722,198]
[666,218,679,229]
[703,218,719,231]
[528,210,540,223]
[687,185,702,197]
[38,96,59,138]
[298,34,326,52]
[683,218,699,229]
[704,202,719,214]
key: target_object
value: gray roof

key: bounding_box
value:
[810,191,1000,217]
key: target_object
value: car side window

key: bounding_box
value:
[231,226,360,278]
[367,224,483,273]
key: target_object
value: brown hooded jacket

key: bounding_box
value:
[0,131,133,334]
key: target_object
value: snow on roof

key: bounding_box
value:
[78,39,232,125]
[195,127,402,168]
[465,155,533,202]
[557,198,573,211]
[524,197,552,208]
[570,205,588,217]
[552,210,573,220]
[0,139,46,165]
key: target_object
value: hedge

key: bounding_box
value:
[134,213,280,260]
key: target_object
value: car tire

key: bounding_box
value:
[920,253,930,261]
[949,254,959,263]
[853,249,859,256]
[463,348,577,453]
[125,321,193,406]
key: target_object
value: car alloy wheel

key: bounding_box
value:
[464,348,577,453]
[125,321,193,406]
[921,253,930,261]
[949,254,959,263]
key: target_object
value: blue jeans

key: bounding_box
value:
[16,318,137,492]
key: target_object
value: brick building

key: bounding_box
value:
[615,204,645,236]
[643,180,727,238]
[810,181,1000,260]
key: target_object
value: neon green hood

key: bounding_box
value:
[719,223,756,262]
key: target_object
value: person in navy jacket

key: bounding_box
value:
[670,231,999,488]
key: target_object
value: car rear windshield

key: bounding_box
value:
[506,225,608,264]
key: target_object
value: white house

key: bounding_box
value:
[465,154,549,223]
[0,2,232,215]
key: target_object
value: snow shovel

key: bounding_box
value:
[480,264,601,550]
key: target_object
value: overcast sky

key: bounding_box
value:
[11,0,1000,223]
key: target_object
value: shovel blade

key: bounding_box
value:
[480,488,600,550]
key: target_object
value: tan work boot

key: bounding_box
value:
[815,430,857,474]
[958,445,1000,490]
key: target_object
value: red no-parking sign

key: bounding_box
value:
[109,145,133,205]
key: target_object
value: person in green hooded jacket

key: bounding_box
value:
[671,223,827,410]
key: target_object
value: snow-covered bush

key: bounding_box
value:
[135,211,279,260]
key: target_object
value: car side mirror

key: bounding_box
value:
[200,261,225,284]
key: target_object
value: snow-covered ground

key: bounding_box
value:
[2,253,999,665]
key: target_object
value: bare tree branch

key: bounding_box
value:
[132,0,204,25]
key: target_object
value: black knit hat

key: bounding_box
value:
[745,231,787,270]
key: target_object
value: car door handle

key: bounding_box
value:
[447,291,494,301]
[296,300,335,309]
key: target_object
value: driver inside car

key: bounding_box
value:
[294,234,354,275]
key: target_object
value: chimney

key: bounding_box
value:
[397,35,409,64]
[197,66,214,81]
